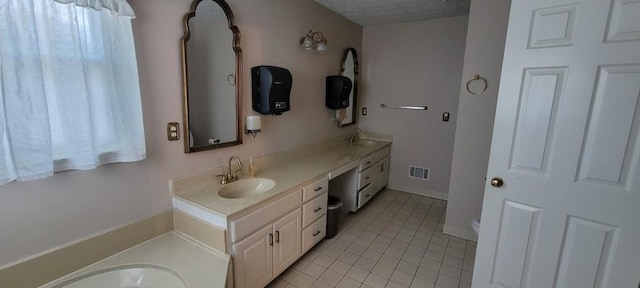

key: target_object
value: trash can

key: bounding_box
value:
[326,196,343,239]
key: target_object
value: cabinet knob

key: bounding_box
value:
[313,231,321,237]
[314,207,322,212]
[275,231,280,243]
[269,233,273,246]
[314,186,323,192]
[490,177,504,188]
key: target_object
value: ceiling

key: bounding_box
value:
[314,0,471,26]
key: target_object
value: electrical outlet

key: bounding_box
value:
[167,122,180,141]
[443,112,450,122]
[362,107,367,116]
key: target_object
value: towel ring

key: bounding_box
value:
[227,73,236,86]
[466,74,487,95]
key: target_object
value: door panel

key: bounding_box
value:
[474,0,640,287]
[577,64,640,190]
[272,208,301,276]
[491,201,540,288]
[554,216,617,288]
[509,68,566,175]
[232,225,273,288]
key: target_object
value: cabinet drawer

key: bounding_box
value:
[302,177,329,202]
[231,189,302,243]
[359,154,376,171]
[358,167,374,190]
[357,183,375,209]
[302,193,328,227]
[302,215,327,253]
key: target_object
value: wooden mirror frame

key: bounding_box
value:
[338,48,359,127]
[180,0,243,153]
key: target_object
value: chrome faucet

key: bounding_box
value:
[217,156,243,184]
[349,128,362,144]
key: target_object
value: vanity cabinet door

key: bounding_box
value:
[273,208,302,276]
[232,225,273,288]
[377,156,390,191]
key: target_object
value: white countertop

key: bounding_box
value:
[40,232,230,288]
[172,139,391,219]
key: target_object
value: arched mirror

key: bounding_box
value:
[181,0,242,153]
[337,48,358,127]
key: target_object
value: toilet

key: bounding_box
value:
[472,216,481,236]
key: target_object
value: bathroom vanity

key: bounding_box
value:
[171,135,391,288]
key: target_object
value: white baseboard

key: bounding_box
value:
[387,184,448,200]
[443,224,478,242]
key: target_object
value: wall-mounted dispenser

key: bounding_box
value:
[325,75,352,109]
[252,65,292,115]
[245,115,261,137]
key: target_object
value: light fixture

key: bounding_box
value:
[299,30,329,54]
[245,115,262,138]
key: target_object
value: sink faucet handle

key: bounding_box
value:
[216,174,228,185]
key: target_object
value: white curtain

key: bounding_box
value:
[0,0,145,185]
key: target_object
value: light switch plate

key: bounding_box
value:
[167,122,180,141]
[442,112,450,122]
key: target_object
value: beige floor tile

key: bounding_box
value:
[371,263,394,279]
[364,272,389,288]
[345,266,369,283]
[395,260,418,276]
[282,190,478,288]
[354,257,377,272]
[389,270,413,287]
[336,277,361,288]
[318,269,344,286]
[314,254,337,268]
[410,277,436,288]
[291,272,316,288]
[435,274,459,288]
[304,262,328,278]
[327,260,351,275]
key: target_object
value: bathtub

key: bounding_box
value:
[41,232,229,288]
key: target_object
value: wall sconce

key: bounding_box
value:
[299,30,329,54]
[245,115,262,138]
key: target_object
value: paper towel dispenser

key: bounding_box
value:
[252,65,292,115]
[325,75,352,109]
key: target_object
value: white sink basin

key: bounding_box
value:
[52,264,187,288]
[218,178,276,199]
[352,140,377,147]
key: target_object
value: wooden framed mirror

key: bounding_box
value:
[337,48,359,127]
[181,0,242,153]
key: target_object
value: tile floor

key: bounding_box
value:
[267,189,476,288]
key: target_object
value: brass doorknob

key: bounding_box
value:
[490,177,504,188]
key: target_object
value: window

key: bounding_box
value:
[0,0,145,185]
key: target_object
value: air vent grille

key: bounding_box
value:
[409,166,430,181]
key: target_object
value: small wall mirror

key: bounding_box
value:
[181,0,242,153]
[337,48,359,127]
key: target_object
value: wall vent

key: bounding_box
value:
[409,166,430,181]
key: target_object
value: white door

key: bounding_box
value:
[474,0,640,287]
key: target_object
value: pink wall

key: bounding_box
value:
[359,16,468,199]
[0,0,361,268]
